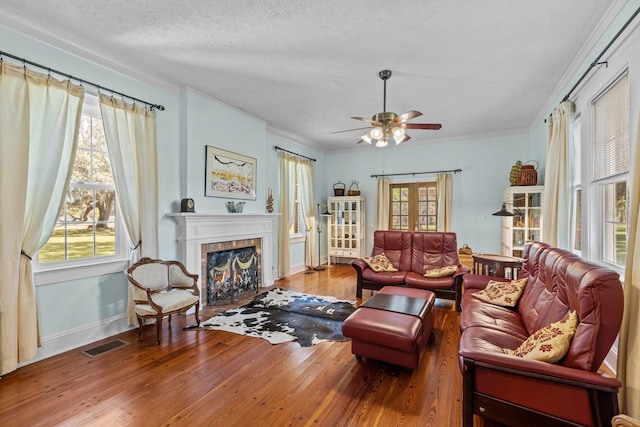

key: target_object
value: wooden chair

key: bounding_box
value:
[126,258,200,343]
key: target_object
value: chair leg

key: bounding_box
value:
[137,316,144,341]
[194,302,201,326]
[156,315,163,344]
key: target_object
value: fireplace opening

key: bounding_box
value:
[202,239,261,305]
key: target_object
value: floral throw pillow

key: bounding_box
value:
[508,311,578,363]
[424,265,458,278]
[471,278,528,307]
[362,253,398,272]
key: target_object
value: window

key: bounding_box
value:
[35,96,127,281]
[572,115,582,252]
[389,182,437,231]
[591,73,629,268]
[289,163,303,236]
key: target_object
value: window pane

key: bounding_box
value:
[93,150,113,184]
[574,188,582,251]
[71,147,92,183]
[92,116,107,152]
[603,181,626,266]
[77,115,92,149]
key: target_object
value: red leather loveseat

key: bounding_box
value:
[458,242,624,427]
[351,230,469,311]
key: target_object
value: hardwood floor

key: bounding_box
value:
[0,264,467,427]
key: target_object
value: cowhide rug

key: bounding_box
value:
[193,288,356,347]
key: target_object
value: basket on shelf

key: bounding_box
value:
[333,181,345,196]
[458,244,473,255]
[348,181,360,196]
[517,161,538,186]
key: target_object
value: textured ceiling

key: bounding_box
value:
[0,0,616,152]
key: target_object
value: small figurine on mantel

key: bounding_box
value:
[266,187,274,213]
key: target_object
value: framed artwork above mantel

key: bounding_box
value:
[205,146,257,200]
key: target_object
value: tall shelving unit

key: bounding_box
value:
[501,185,544,258]
[327,196,365,265]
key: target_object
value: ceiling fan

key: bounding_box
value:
[334,70,442,147]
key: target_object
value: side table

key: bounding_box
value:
[472,254,523,279]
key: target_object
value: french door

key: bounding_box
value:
[389,182,438,231]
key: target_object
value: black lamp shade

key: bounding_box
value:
[492,203,515,217]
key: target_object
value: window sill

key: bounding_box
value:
[34,258,130,286]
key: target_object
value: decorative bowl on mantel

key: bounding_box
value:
[226,201,245,213]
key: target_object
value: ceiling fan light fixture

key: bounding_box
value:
[360,133,372,144]
[392,127,405,143]
[375,139,388,148]
[370,127,384,140]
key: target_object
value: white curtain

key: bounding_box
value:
[278,153,297,277]
[542,101,573,248]
[0,62,84,375]
[618,111,640,417]
[99,94,158,325]
[437,173,452,231]
[376,177,390,230]
[298,159,315,267]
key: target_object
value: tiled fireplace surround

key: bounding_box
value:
[168,213,278,307]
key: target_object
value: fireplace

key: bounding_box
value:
[202,238,261,305]
[168,212,278,309]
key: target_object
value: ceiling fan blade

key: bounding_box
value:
[332,126,373,134]
[351,117,378,123]
[393,110,423,123]
[396,134,411,144]
[404,123,442,130]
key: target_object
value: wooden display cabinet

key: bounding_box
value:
[327,196,365,265]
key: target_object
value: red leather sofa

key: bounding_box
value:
[351,230,469,311]
[458,242,624,427]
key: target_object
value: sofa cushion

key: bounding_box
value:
[410,232,460,275]
[362,268,407,285]
[472,278,528,307]
[424,265,457,278]
[508,311,578,363]
[458,326,524,358]
[459,294,529,339]
[405,271,455,290]
[371,230,413,272]
[362,253,398,272]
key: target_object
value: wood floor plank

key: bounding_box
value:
[0,264,468,426]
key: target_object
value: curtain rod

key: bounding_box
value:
[371,168,461,178]
[563,5,640,102]
[274,146,316,162]
[0,49,165,111]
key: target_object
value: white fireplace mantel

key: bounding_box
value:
[167,213,279,299]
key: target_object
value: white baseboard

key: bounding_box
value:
[289,261,308,275]
[19,314,133,368]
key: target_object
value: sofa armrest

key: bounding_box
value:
[459,348,621,390]
[462,273,509,291]
[460,350,620,427]
[454,265,470,279]
[351,258,368,273]
[351,259,368,298]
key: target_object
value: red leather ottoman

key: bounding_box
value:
[342,286,435,371]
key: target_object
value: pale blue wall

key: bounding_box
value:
[326,133,531,254]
